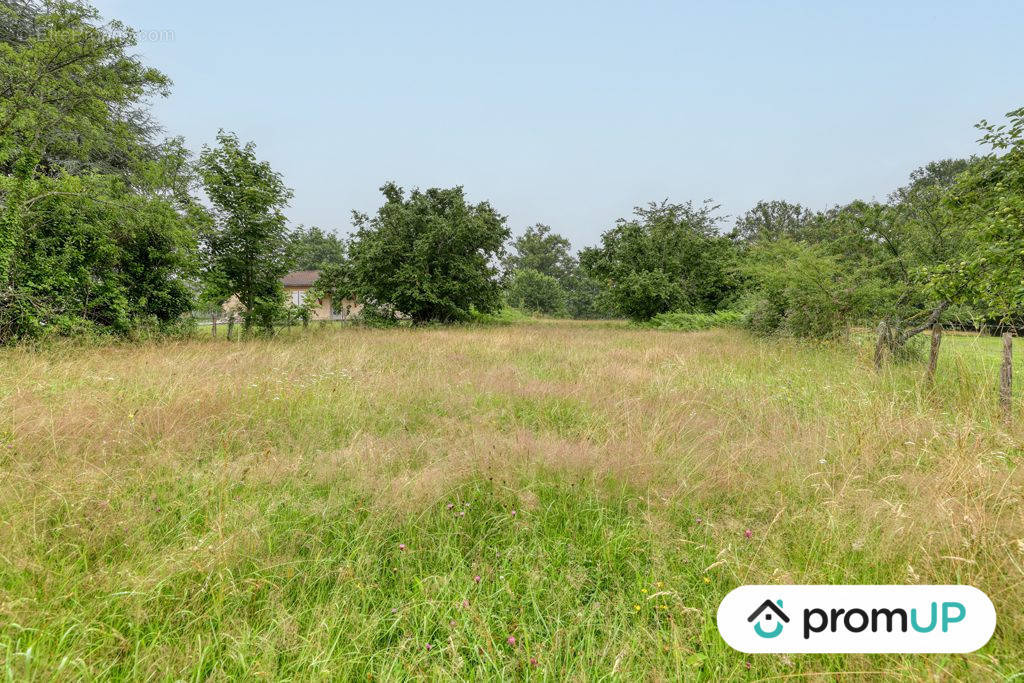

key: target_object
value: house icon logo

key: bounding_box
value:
[748,599,790,638]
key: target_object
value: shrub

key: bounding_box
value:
[641,310,744,331]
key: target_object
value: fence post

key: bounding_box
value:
[874,321,888,371]
[227,314,235,341]
[1000,333,1013,425]
[211,313,218,337]
[925,323,942,384]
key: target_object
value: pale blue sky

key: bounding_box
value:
[94,0,1022,249]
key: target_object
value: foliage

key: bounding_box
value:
[0,0,198,343]
[739,239,884,338]
[730,200,815,244]
[506,268,568,316]
[735,156,979,340]
[925,107,1024,321]
[468,306,533,325]
[197,131,293,334]
[346,183,509,324]
[503,224,575,283]
[286,225,346,271]
[580,200,738,321]
[641,310,744,331]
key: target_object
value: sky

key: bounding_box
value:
[92,0,1022,250]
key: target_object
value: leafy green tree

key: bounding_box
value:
[506,268,567,316]
[0,0,198,342]
[925,107,1024,322]
[503,224,575,283]
[287,225,346,271]
[731,200,816,244]
[580,200,737,321]
[347,183,509,323]
[740,239,884,338]
[198,131,293,333]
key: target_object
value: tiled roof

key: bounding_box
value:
[281,270,321,287]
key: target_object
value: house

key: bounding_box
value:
[223,270,361,321]
[282,270,361,320]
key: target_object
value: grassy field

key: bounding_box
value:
[0,321,1021,680]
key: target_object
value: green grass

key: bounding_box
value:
[0,322,1021,679]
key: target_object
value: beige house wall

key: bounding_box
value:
[222,289,362,321]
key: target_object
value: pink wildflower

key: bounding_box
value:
[744,529,753,539]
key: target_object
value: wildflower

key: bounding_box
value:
[425,643,432,651]
[695,516,703,523]
[530,657,538,667]
[641,588,648,594]
[744,529,753,539]
[703,576,711,584]
[511,510,517,516]
[391,608,398,614]
[459,511,466,517]
[446,503,454,510]
[656,581,663,588]
[462,599,470,608]
[507,636,516,646]
[450,620,457,627]
[399,543,406,551]
[634,604,641,611]
[818,459,827,465]
[474,575,481,584]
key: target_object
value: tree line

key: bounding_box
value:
[2,1,1022,344]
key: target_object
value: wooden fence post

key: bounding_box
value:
[227,314,235,341]
[874,321,889,371]
[925,323,942,384]
[1000,333,1013,425]
[211,313,218,337]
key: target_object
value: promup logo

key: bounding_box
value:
[718,586,996,653]
[748,599,789,638]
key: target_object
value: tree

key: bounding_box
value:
[925,107,1024,324]
[198,131,293,333]
[286,225,346,271]
[580,200,738,321]
[347,183,509,323]
[503,224,575,283]
[731,200,816,244]
[506,268,567,316]
[740,239,885,338]
[0,0,198,343]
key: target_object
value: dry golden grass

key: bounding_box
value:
[0,321,1020,679]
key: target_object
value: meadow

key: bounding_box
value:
[0,321,1021,680]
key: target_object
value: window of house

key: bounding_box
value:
[291,290,304,306]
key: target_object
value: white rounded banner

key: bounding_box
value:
[717,585,996,653]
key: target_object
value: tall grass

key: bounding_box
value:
[0,322,1020,679]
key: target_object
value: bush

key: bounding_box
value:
[469,307,533,325]
[641,310,744,331]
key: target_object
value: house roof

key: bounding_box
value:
[747,599,789,623]
[281,270,321,288]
